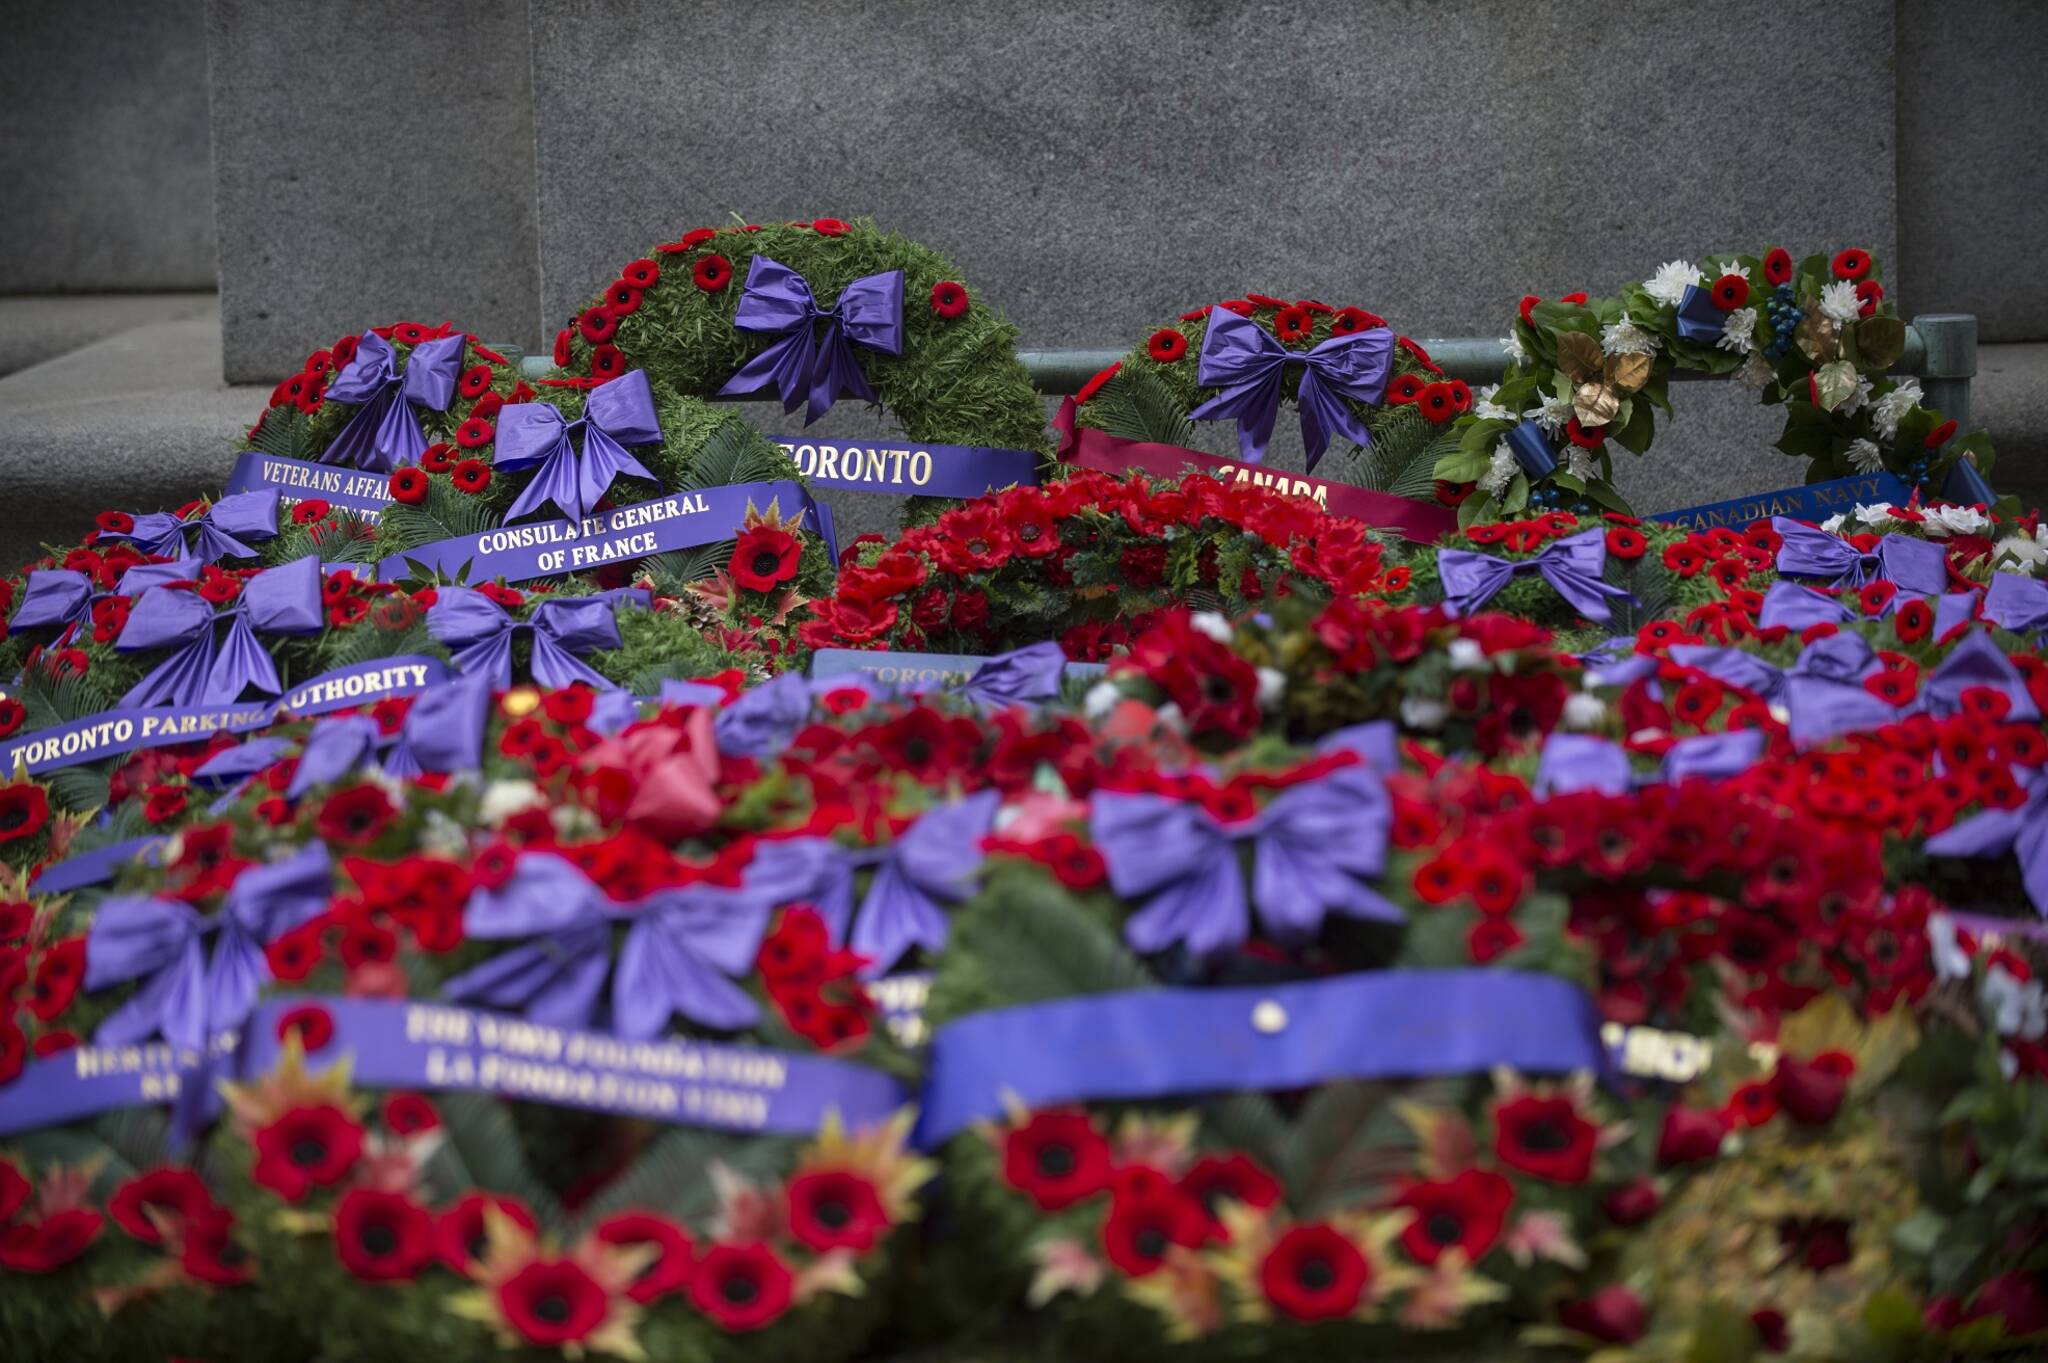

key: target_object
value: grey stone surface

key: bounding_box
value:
[530,0,1897,349]
[1972,342,2048,509]
[0,0,217,291]
[0,304,265,572]
[1897,1,2048,343]
[0,294,215,378]
[205,0,543,383]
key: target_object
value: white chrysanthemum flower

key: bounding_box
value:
[1188,611,1233,644]
[1871,378,1922,441]
[1562,692,1607,730]
[1926,504,1992,537]
[1447,639,1487,672]
[1255,667,1286,708]
[1400,696,1449,731]
[1819,279,1863,324]
[1712,258,1751,283]
[1993,534,2048,573]
[1716,307,1758,355]
[1502,332,1528,365]
[1851,501,1898,526]
[1472,384,1516,422]
[1478,443,1519,497]
[1845,438,1884,474]
[1927,914,1973,982]
[1838,376,1873,417]
[1984,964,2048,1041]
[1644,259,1703,306]
[1566,446,1599,483]
[1083,681,1121,719]
[1526,393,1573,435]
[478,778,545,825]
[1600,317,1659,356]
[1820,513,1848,533]
[419,810,470,860]
[1735,351,1774,391]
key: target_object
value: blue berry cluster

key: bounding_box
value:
[1764,284,1803,361]
[1528,482,1596,516]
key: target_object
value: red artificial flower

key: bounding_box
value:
[1273,306,1314,343]
[455,415,495,449]
[1447,378,1474,413]
[812,217,850,235]
[577,306,618,344]
[0,900,31,940]
[417,441,456,474]
[0,1158,26,1223]
[588,343,626,381]
[1518,294,1542,324]
[553,328,573,367]
[1712,272,1750,310]
[458,364,495,400]
[1259,1223,1372,1322]
[1493,1094,1599,1184]
[929,280,969,319]
[692,255,732,291]
[390,322,429,345]
[1560,1285,1649,1344]
[436,1193,537,1271]
[0,699,24,739]
[451,458,492,495]
[1602,1177,1660,1226]
[251,1104,365,1202]
[315,784,398,846]
[1330,306,1385,335]
[142,784,189,824]
[28,937,85,1020]
[1725,1080,1780,1128]
[1763,247,1793,286]
[1395,1169,1513,1266]
[689,1242,795,1332]
[1075,361,1121,404]
[95,510,136,534]
[0,1209,103,1273]
[596,1212,695,1303]
[1924,419,1958,448]
[1773,1050,1855,1125]
[1565,416,1606,448]
[500,1258,611,1347]
[0,784,51,845]
[619,257,659,289]
[1468,917,1525,963]
[1606,527,1647,559]
[1386,372,1424,405]
[382,1092,439,1135]
[109,1167,216,1244]
[605,280,643,315]
[1656,1105,1729,1164]
[388,467,429,505]
[729,526,802,592]
[1101,1185,1205,1277]
[1178,1153,1281,1228]
[1001,1109,1113,1209]
[1417,382,1458,423]
[0,1020,23,1085]
[1147,328,1187,362]
[1894,598,1935,643]
[334,1188,435,1282]
[290,498,332,525]
[786,1169,891,1254]
[1831,248,1872,281]
[1856,278,1885,315]
[276,1003,335,1053]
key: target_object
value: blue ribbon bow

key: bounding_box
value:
[716,256,904,423]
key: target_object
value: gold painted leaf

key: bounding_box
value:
[1796,314,1842,364]
[1574,381,1620,427]
[1606,351,1653,396]
[1555,330,1602,384]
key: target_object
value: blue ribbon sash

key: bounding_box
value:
[222,451,397,522]
[1653,471,1914,531]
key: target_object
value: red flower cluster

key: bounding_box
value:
[755,907,876,1050]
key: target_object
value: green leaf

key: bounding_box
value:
[247,406,321,461]
[1856,316,1906,372]
[568,1125,798,1236]
[1201,1093,1292,1169]
[425,1093,567,1233]
[1085,368,1197,448]
[376,484,498,557]
[1283,1079,1459,1215]
[944,874,1155,1012]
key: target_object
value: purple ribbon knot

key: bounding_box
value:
[1772,518,1949,599]
[1437,527,1639,624]
[8,559,201,636]
[319,330,466,472]
[716,256,904,423]
[911,642,1068,710]
[1089,763,1402,958]
[82,844,332,1051]
[100,489,281,565]
[1186,308,1393,471]
[427,587,648,691]
[493,369,662,526]
[1926,770,2048,916]
[114,556,325,708]
[1985,572,2048,635]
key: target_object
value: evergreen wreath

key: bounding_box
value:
[1434,247,1997,526]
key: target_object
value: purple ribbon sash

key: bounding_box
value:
[914,969,1608,1147]
[808,646,1105,697]
[99,488,281,564]
[375,480,830,585]
[1437,527,1638,623]
[223,451,397,521]
[1772,518,1949,595]
[29,836,169,896]
[275,654,449,717]
[0,1034,239,1137]
[771,437,1042,498]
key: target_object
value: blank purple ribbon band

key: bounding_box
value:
[237,997,907,1137]
[772,437,1042,498]
[29,836,169,896]
[913,969,1608,1148]
[375,480,831,585]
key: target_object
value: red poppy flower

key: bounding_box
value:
[1002,1109,1113,1209]
[1763,247,1793,286]
[1411,855,1467,904]
[1330,306,1386,335]
[596,1212,695,1303]
[458,364,495,400]
[1075,361,1121,405]
[690,1241,795,1331]
[455,416,495,449]
[315,784,397,846]
[1395,1169,1513,1266]
[276,1003,334,1052]
[390,322,428,345]
[95,510,137,535]
[388,467,429,505]
[1602,1177,1661,1226]
[1102,1186,1205,1276]
[1656,1105,1729,1164]
[1712,272,1750,310]
[1493,1094,1599,1183]
[1855,278,1885,316]
[1773,1050,1855,1125]
[1518,294,1542,324]
[553,328,573,367]
[1831,248,1872,281]
[1559,1285,1649,1343]
[0,1158,28,1223]
[1260,1223,1372,1322]
[729,526,802,593]
[0,1209,103,1273]
[1178,1153,1281,1229]
[1387,372,1425,404]
[28,937,85,1020]
[1924,419,1957,448]
[327,596,370,629]
[382,1092,438,1135]
[109,1167,216,1244]
[692,255,732,291]
[1894,598,1934,643]
[604,280,643,316]
[620,257,659,289]
[1566,416,1606,448]
[587,343,626,382]
[339,918,397,968]
[499,1257,610,1346]
[812,217,850,235]
[1398,336,1442,372]
[0,700,23,741]
[1468,917,1524,963]
[288,498,333,527]
[451,459,492,495]
[758,907,829,982]
[1725,1079,1780,1128]
[1447,378,1474,413]
[1605,527,1647,559]
[436,1193,537,1271]
[251,1104,365,1202]
[334,1187,435,1282]
[1417,382,1458,423]
[929,280,969,319]
[0,901,31,940]
[577,306,618,344]
[1147,328,1187,362]
[786,1169,891,1254]
[0,784,51,845]
[1273,306,1314,343]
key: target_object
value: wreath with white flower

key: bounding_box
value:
[1435,248,1996,525]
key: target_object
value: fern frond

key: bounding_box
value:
[1087,369,1197,448]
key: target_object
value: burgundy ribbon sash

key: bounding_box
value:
[1053,399,1455,543]
[222,451,396,521]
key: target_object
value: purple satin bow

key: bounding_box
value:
[1758,580,1856,632]
[912,642,1067,710]
[1791,631,1879,684]
[443,850,790,1035]
[1186,308,1392,470]
[1772,518,1949,597]
[8,559,201,636]
[1667,644,1787,700]
[319,330,465,472]
[114,557,325,707]
[1986,573,2048,634]
[1090,764,1402,958]
[493,370,661,525]
[1927,771,2048,916]
[1660,729,1766,782]
[100,489,280,564]
[283,713,421,799]
[757,791,1001,976]
[1918,630,2041,723]
[716,256,903,423]
[1535,734,1634,796]
[82,844,332,1050]
[427,587,648,690]
[1437,528,1638,623]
